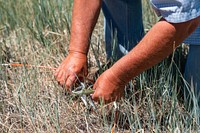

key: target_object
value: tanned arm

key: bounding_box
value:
[55,0,102,89]
[92,16,200,102]
[69,0,102,54]
[111,17,200,84]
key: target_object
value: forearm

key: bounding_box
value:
[110,17,200,84]
[69,0,102,54]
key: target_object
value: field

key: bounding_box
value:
[0,0,200,132]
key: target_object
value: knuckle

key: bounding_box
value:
[59,81,64,86]
[65,82,71,88]
[92,93,98,101]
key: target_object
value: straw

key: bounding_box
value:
[1,63,56,70]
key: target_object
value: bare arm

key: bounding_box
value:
[55,0,102,89]
[69,0,102,54]
[110,17,200,84]
[92,16,200,102]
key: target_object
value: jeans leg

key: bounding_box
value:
[184,45,200,100]
[102,0,144,60]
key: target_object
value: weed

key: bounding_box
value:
[0,0,199,132]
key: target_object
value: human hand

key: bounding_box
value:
[54,51,88,90]
[92,69,126,103]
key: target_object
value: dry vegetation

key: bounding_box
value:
[0,0,200,132]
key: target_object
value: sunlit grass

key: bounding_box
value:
[0,0,200,132]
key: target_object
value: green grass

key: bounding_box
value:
[0,0,200,132]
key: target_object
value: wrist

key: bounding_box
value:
[109,61,134,85]
[107,68,127,86]
[68,50,87,59]
[69,42,89,55]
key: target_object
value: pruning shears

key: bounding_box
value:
[72,82,96,111]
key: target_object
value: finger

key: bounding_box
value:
[77,72,88,83]
[54,69,58,77]
[55,63,64,74]
[56,70,64,80]
[65,75,76,89]
[92,89,100,102]
[54,67,61,78]
[55,66,60,73]
[83,65,88,76]
[93,80,99,90]
[92,94,109,104]
[56,71,67,86]
[91,83,97,101]
[54,66,64,78]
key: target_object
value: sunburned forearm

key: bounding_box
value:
[69,0,102,54]
[111,17,200,84]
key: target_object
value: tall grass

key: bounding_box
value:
[0,0,200,132]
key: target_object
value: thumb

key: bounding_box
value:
[83,63,88,76]
[92,84,99,102]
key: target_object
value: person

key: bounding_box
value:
[55,0,144,91]
[183,25,200,100]
[55,0,200,103]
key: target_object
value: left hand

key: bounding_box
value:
[54,51,88,90]
[92,69,126,103]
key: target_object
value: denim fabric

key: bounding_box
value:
[184,45,200,99]
[102,0,144,60]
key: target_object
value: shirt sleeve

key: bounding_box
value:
[150,0,200,23]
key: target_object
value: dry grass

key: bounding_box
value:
[1,0,200,133]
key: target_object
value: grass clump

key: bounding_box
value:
[0,0,200,132]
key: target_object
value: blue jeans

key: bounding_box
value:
[183,17,200,102]
[102,0,144,60]
[184,45,200,99]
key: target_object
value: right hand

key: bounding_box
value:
[92,68,126,103]
[54,51,88,90]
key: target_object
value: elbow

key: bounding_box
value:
[187,16,200,36]
[171,16,200,46]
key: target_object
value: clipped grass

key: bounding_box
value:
[0,0,200,132]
